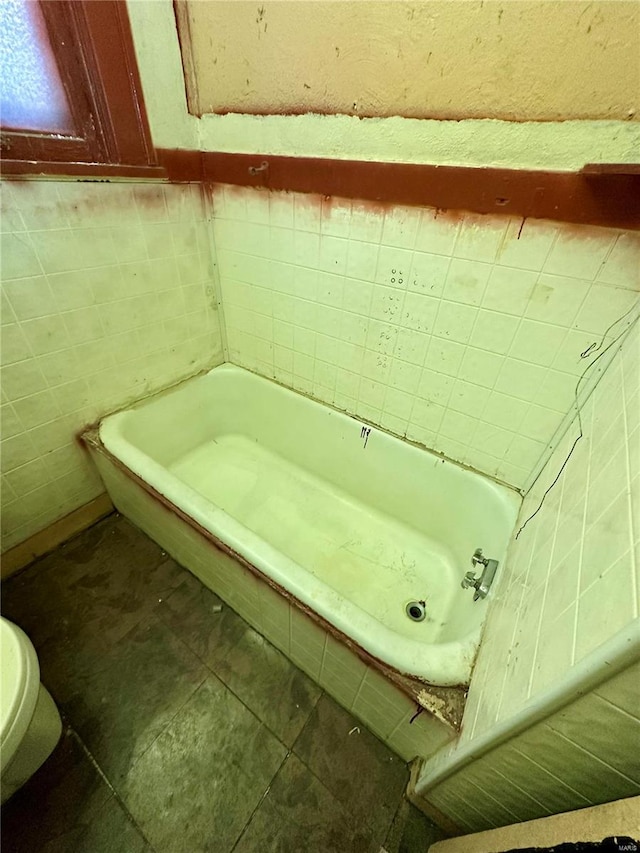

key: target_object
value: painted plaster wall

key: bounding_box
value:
[178,1,639,122]
[415,320,640,830]
[126,0,640,170]
[0,180,223,553]
[212,183,640,491]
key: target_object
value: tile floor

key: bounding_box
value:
[1,514,445,852]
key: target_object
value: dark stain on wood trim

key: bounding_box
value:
[157,148,640,229]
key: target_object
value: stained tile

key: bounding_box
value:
[2,484,431,853]
[293,694,409,843]
[233,753,377,853]
[156,572,321,746]
[1,730,148,853]
[52,614,208,784]
[121,675,287,853]
[2,515,186,653]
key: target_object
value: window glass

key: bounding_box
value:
[0,0,73,134]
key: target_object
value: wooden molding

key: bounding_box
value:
[582,163,640,175]
[1,493,114,579]
[157,148,640,229]
[1,160,166,179]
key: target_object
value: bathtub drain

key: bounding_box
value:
[405,600,426,622]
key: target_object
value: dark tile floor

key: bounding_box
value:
[2,514,445,853]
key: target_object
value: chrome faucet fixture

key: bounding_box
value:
[461,548,499,601]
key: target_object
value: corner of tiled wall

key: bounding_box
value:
[457,317,639,746]
[1,179,224,552]
[211,183,639,492]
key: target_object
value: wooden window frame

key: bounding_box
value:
[1,1,160,177]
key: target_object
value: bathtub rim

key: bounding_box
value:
[87,362,521,686]
[97,361,526,499]
[83,426,466,730]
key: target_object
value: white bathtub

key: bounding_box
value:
[97,364,519,686]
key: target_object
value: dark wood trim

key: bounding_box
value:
[1,159,166,179]
[157,148,640,229]
[79,1,155,166]
[172,0,201,117]
[582,163,640,175]
[1,1,154,172]
[156,148,204,181]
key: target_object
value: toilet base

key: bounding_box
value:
[1,685,62,803]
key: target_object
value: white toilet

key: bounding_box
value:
[1,617,62,803]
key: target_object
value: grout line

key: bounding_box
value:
[509,744,593,805]
[619,345,639,616]
[463,775,522,824]
[66,725,159,852]
[546,725,640,786]
[594,692,640,724]
[155,589,319,752]
[228,749,292,853]
[349,665,369,712]
[489,762,553,815]
[571,389,594,666]
[525,465,566,701]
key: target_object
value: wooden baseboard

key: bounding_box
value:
[1,494,114,579]
[406,760,463,837]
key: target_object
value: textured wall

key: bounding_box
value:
[126,0,640,170]
[1,180,223,552]
[177,1,640,122]
[212,183,640,490]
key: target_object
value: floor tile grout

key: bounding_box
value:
[65,723,158,853]
[120,670,210,779]
[228,748,293,853]
[3,515,442,852]
[154,586,322,752]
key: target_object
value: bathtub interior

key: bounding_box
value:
[101,365,520,649]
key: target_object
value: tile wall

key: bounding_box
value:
[212,184,639,490]
[457,318,639,746]
[421,659,640,833]
[1,180,224,552]
[93,447,456,763]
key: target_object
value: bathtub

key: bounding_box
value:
[90,364,519,689]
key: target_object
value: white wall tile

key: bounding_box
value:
[443,258,492,305]
[452,320,639,754]
[575,283,639,334]
[597,232,640,288]
[543,225,617,280]
[497,218,558,272]
[1,181,224,552]
[212,185,640,493]
[454,213,509,263]
[414,209,460,256]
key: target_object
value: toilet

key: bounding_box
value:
[1,617,62,803]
